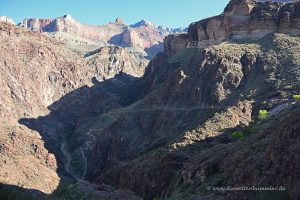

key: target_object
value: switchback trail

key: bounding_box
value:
[62,98,294,181]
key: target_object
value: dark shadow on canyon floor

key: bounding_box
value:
[0,73,139,199]
[4,67,246,199]
[18,73,137,174]
[0,69,240,199]
[2,67,290,200]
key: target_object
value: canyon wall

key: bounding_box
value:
[165,0,300,54]
[19,15,186,57]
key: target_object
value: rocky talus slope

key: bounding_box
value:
[1,0,300,200]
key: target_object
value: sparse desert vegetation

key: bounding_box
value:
[232,131,245,141]
[258,110,269,120]
[293,94,300,101]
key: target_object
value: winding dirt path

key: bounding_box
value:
[269,101,295,116]
[80,147,88,179]
[60,136,79,181]
[62,99,294,181]
[80,126,114,179]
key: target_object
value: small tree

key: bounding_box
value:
[258,110,269,120]
[232,131,245,141]
[293,94,300,101]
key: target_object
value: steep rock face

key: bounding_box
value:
[0,21,90,194]
[0,22,87,122]
[0,125,59,194]
[128,42,260,107]
[85,46,148,79]
[19,15,126,50]
[165,0,300,54]
[20,15,125,43]
[19,16,186,57]
[79,33,300,200]
[0,22,147,122]
[176,102,300,200]
[0,22,146,197]
[164,34,188,55]
[19,18,53,31]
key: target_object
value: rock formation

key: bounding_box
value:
[77,1,300,199]
[85,46,148,79]
[19,15,186,57]
[165,0,300,54]
[0,21,147,198]
[79,31,300,199]
[0,126,59,194]
[1,0,300,199]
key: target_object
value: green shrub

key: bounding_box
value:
[293,94,300,101]
[285,85,294,90]
[258,110,269,120]
[232,131,245,141]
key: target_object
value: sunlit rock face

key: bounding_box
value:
[165,0,300,54]
[19,15,187,57]
[0,125,60,194]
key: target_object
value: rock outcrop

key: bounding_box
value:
[85,46,148,79]
[19,15,125,44]
[165,0,300,54]
[19,15,186,57]
[0,21,147,197]
[0,125,60,194]
[79,32,300,199]
[19,17,53,31]
[0,21,147,121]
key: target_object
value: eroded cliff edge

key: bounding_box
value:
[165,0,300,54]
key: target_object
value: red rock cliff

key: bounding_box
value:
[165,0,300,54]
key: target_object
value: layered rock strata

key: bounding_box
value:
[165,0,300,54]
